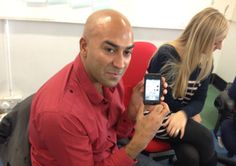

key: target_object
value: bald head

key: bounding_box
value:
[79,9,134,88]
[83,9,132,39]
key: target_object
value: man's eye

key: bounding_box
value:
[105,47,115,54]
[124,50,132,57]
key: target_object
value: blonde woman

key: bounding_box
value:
[148,7,229,166]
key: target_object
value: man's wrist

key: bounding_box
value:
[125,139,143,159]
[125,143,139,159]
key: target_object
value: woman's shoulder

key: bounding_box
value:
[158,44,175,52]
[148,44,178,72]
[156,44,180,61]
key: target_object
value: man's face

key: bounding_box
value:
[81,27,134,88]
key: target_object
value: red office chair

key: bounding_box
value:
[122,41,175,162]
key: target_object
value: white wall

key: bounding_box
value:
[0,0,211,29]
[0,20,8,97]
[214,21,236,82]
[0,18,235,100]
[0,20,84,99]
[0,20,182,99]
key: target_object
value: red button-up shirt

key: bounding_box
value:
[29,55,135,166]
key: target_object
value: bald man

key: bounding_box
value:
[29,9,168,166]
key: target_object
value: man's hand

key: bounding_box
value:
[127,77,168,121]
[160,77,168,101]
[125,102,169,159]
[127,81,144,121]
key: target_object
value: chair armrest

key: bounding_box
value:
[0,113,13,144]
[218,155,236,165]
[214,90,235,113]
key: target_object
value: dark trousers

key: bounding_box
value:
[169,119,217,166]
[221,119,236,155]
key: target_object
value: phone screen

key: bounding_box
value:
[144,73,162,105]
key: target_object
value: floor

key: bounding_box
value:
[202,84,236,165]
[201,85,221,130]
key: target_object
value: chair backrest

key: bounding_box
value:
[122,41,173,153]
[0,94,33,166]
[122,41,157,107]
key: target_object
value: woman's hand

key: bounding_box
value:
[163,110,187,139]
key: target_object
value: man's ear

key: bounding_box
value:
[79,37,87,57]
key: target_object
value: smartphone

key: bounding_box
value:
[143,73,162,105]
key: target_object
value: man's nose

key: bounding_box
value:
[113,53,125,68]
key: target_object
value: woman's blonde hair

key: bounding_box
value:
[162,7,229,98]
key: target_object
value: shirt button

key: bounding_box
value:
[69,89,74,93]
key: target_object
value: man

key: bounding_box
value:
[29,9,169,166]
